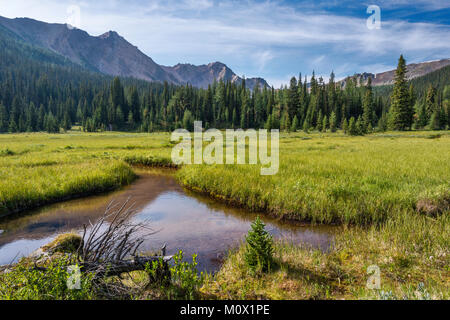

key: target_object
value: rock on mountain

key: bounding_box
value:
[162,62,268,89]
[0,16,268,89]
[340,59,450,87]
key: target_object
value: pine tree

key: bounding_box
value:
[356,115,364,135]
[425,85,437,118]
[8,119,18,133]
[182,110,194,131]
[342,118,348,134]
[362,78,374,132]
[429,110,440,130]
[0,103,8,132]
[388,55,413,130]
[316,110,323,132]
[63,112,72,131]
[302,118,310,133]
[348,117,358,136]
[264,114,273,130]
[329,111,337,132]
[244,216,274,273]
[416,103,428,129]
[322,115,328,132]
[291,115,299,132]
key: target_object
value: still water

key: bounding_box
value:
[0,169,336,272]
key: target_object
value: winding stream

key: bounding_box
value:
[0,169,337,273]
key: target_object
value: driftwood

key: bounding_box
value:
[24,198,173,299]
[73,198,174,280]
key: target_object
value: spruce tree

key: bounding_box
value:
[0,103,8,132]
[342,118,348,134]
[316,110,323,132]
[244,216,274,273]
[329,111,337,132]
[362,78,374,132]
[291,115,299,132]
[322,115,328,132]
[388,55,412,130]
[348,117,358,136]
[356,115,364,135]
[429,110,440,130]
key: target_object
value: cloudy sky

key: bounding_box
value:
[1,0,449,87]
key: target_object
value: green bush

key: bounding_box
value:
[244,217,274,273]
[0,257,94,300]
[145,250,203,300]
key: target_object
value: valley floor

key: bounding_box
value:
[0,130,449,299]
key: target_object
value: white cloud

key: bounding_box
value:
[0,0,448,87]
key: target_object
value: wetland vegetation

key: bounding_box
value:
[0,130,448,300]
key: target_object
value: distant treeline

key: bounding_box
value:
[0,23,449,134]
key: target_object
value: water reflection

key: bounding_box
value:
[0,169,336,272]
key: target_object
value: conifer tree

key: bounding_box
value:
[0,103,8,132]
[388,55,413,130]
[362,78,374,132]
[342,118,348,134]
[291,115,299,132]
[322,115,328,132]
[356,115,364,135]
[244,217,274,273]
[329,111,337,132]
[348,117,358,136]
[429,110,440,130]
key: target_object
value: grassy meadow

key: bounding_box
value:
[0,130,449,299]
[178,131,450,224]
[0,132,174,216]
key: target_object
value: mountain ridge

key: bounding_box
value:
[0,16,269,89]
[339,58,450,88]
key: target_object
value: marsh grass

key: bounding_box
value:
[0,132,173,216]
[201,211,449,300]
[178,131,450,225]
[0,130,448,300]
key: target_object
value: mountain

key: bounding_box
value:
[339,58,450,88]
[0,16,268,89]
[162,62,268,89]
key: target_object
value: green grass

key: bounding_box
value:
[0,131,174,216]
[0,130,449,300]
[201,211,449,300]
[177,131,450,225]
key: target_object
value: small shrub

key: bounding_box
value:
[0,148,15,156]
[170,251,203,299]
[244,217,274,273]
[145,250,203,300]
[0,257,94,300]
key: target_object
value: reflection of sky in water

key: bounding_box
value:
[0,237,53,265]
[0,172,336,273]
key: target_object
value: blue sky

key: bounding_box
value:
[1,0,449,87]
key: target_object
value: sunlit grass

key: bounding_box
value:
[178,131,450,224]
[202,211,449,300]
[0,130,448,300]
[0,131,173,215]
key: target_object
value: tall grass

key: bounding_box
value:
[202,212,449,300]
[178,131,450,225]
[0,132,173,216]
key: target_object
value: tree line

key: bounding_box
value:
[0,32,449,136]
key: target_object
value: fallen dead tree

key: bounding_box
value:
[75,197,173,279]
[21,198,174,298]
